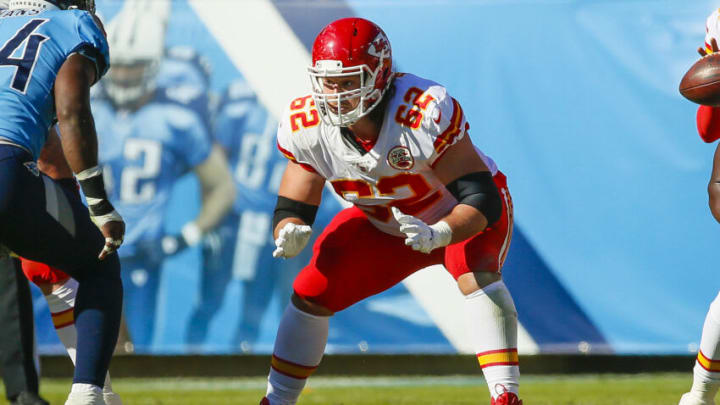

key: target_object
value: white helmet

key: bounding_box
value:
[104,6,167,108]
[8,0,95,12]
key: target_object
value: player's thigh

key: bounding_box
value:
[0,156,106,280]
[0,146,29,230]
[293,207,438,312]
[444,173,514,279]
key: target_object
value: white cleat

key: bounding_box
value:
[679,392,717,405]
[64,390,106,405]
[103,392,123,405]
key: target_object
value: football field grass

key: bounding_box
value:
[0,373,695,404]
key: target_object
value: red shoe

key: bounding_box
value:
[491,392,523,405]
[259,397,270,405]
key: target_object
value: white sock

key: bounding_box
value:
[265,303,329,405]
[46,278,114,392]
[690,292,720,401]
[46,278,78,363]
[70,383,102,394]
[465,280,520,400]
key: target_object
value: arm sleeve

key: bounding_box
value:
[72,11,110,81]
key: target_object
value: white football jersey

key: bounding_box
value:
[277,73,498,236]
[706,8,720,53]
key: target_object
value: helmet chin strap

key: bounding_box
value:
[8,0,60,10]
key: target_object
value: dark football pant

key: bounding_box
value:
[0,256,41,402]
[0,145,122,387]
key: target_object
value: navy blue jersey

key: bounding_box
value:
[94,87,211,256]
[0,8,108,159]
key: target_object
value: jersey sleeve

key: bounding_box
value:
[422,86,470,165]
[276,103,319,174]
[72,11,110,82]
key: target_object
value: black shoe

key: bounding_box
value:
[10,391,50,405]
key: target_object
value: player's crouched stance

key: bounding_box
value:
[261,18,522,405]
[0,1,124,404]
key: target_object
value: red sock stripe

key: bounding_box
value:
[270,354,318,380]
[51,307,74,329]
[477,348,519,369]
[697,350,720,372]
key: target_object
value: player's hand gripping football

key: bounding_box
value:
[392,207,452,254]
[272,222,312,259]
[92,212,125,261]
[699,37,719,57]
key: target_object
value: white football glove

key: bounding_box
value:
[392,207,452,254]
[272,222,313,259]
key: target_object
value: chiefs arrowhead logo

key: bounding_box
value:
[368,32,390,59]
[387,146,414,170]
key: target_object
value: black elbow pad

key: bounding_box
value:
[445,171,502,226]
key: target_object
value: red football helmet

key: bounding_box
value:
[308,18,394,126]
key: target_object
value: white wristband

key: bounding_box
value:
[181,222,202,246]
[429,220,453,249]
[90,209,123,228]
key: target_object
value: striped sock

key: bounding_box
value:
[47,278,79,362]
[690,292,720,401]
[466,280,520,400]
[265,303,329,405]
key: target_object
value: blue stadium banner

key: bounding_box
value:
[29,0,717,356]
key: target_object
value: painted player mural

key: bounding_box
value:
[24,0,704,360]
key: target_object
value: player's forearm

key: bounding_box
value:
[192,145,236,233]
[439,204,489,245]
[194,176,235,233]
[57,111,99,174]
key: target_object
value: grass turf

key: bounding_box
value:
[0,373,695,404]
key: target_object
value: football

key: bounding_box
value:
[679,53,720,106]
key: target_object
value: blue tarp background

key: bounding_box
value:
[31,0,719,355]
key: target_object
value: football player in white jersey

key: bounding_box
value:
[678,11,720,405]
[261,18,522,405]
